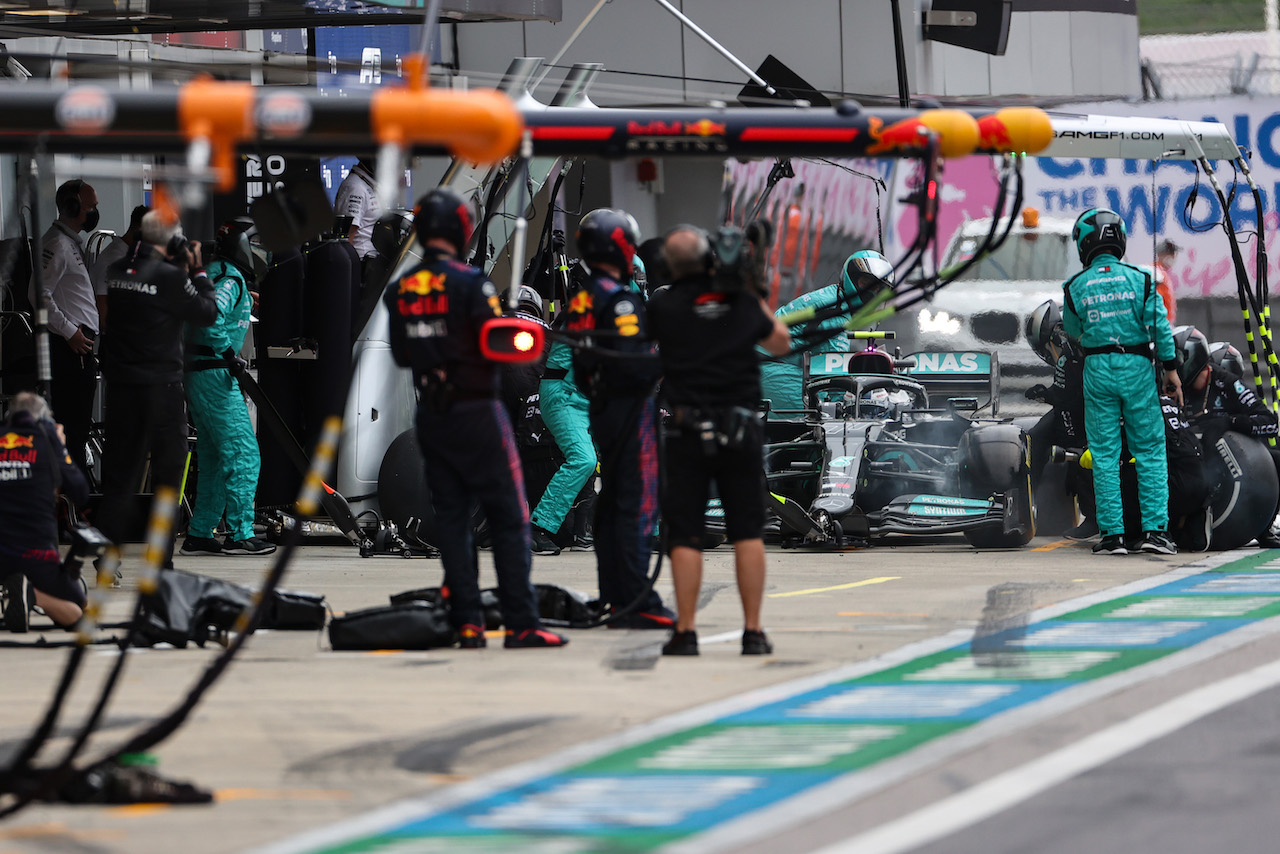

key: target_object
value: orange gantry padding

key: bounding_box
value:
[977,107,1054,155]
[372,86,524,165]
[177,77,256,193]
[372,56,523,166]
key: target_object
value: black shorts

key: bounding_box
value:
[0,545,86,607]
[662,419,766,550]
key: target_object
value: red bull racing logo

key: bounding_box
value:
[0,432,33,450]
[865,116,928,155]
[625,118,729,154]
[567,290,595,331]
[398,271,448,315]
[399,271,446,295]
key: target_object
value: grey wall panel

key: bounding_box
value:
[654,158,723,235]
[519,0,686,104]
[926,41,992,96]
[1069,13,1140,98]
[987,11,1033,95]
[679,0,843,103]
[455,20,528,87]
[841,0,916,98]
[1023,11,1074,96]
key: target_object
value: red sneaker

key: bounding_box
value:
[504,628,569,648]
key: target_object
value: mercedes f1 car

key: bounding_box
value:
[756,336,1035,549]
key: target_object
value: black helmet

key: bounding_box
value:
[501,285,544,321]
[1072,207,1127,265]
[1209,340,1245,381]
[1025,299,1078,366]
[575,208,639,271]
[1173,325,1211,386]
[413,188,474,253]
[372,209,414,259]
[216,217,267,282]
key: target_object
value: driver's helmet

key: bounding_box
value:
[842,250,894,301]
[1025,299,1078,365]
[860,389,890,419]
[1173,325,1211,386]
[1209,340,1245,381]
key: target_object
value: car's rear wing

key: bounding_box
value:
[902,350,1000,415]
[800,345,1000,415]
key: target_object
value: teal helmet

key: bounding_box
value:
[841,249,894,300]
[1072,208,1127,265]
[631,254,647,295]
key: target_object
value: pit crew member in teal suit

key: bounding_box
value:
[1062,208,1181,557]
[759,250,893,413]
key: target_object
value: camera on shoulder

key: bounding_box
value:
[711,219,772,297]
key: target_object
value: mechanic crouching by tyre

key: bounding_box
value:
[1024,300,1097,540]
[1062,207,1181,556]
[648,225,790,656]
[1176,326,1280,547]
[383,188,566,650]
[567,208,674,630]
[0,393,95,631]
[181,219,275,558]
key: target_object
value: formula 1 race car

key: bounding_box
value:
[755,338,1035,549]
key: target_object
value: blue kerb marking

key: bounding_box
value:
[277,550,1279,854]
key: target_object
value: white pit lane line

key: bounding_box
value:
[811,655,1280,854]
[246,549,1262,854]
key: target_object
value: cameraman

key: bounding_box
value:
[648,226,790,656]
[0,393,90,631]
[96,213,217,577]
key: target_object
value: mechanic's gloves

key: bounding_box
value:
[222,347,249,380]
[1025,384,1049,403]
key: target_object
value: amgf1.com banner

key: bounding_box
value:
[724,96,1280,304]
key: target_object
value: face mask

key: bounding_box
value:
[82,208,100,233]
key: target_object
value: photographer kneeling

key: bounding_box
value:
[0,393,93,631]
[648,225,789,656]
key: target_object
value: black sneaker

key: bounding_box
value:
[530,525,561,556]
[1256,524,1280,549]
[1139,531,1178,555]
[179,536,224,556]
[504,627,569,648]
[223,537,277,556]
[1063,517,1099,541]
[1092,535,1128,555]
[3,572,30,633]
[742,629,773,655]
[457,623,487,649]
[662,629,699,656]
[607,606,676,630]
[569,535,594,552]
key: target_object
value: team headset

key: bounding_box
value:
[57,179,84,218]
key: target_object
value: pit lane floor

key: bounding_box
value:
[0,538,1269,854]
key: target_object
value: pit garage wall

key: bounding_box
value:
[454,0,1141,250]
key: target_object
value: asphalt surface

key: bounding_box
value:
[0,538,1273,854]
[910,682,1280,854]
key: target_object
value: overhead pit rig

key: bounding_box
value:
[0,68,1266,533]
